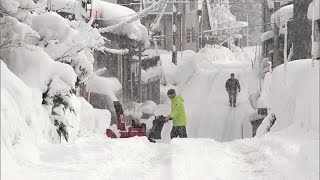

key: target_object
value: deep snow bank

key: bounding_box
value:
[258,60,319,134]
[1,61,53,179]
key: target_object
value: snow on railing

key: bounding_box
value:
[101,46,129,55]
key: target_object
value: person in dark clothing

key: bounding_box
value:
[225,73,241,107]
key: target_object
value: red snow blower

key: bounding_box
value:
[106,101,146,138]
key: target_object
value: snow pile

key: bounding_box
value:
[77,97,111,133]
[94,108,111,133]
[139,101,157,115]
[197,46,239,65]
[125,101,157,120]
[258,60,319,134]
[141,66,162,84]
[88,75,122,101]
[271,4,293,34]
[308,0,320,20]
[176,50,199,86]
[260,31,274,42]
[160,53,180,85]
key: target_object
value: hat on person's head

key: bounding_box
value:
[167,89,176,98]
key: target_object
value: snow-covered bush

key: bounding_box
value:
[31,12,104,86]
[0,0,104,142]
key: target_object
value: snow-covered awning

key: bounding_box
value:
[88,75,122,101]
[260,31,274,42]
[308,0,320,21]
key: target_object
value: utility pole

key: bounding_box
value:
[138,46,142,103]
[247,13,249,47]
[272,1,281,69]
[47,0,52,11]
[311,0,315,66]
[172,0,178,65]
[262,0,266,56]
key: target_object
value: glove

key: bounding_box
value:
[165,116,171,122]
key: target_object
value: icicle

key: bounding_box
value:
[284,20,288,85]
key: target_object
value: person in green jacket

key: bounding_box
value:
[165,89,187,138]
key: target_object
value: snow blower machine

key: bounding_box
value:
[106,101,167,142]
[106,101,147,138]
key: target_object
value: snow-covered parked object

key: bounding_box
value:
[308,0,320,21]
[271,4,293,34]
[260,31,274,42]
[88,75,122,101]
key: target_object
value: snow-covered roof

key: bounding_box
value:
[260,31,274,42]
[308,0,320,21]
[52,0,148,42]
[271,4,293,34]
[88,75,122,100]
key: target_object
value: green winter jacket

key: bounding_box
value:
[170,95,187,126]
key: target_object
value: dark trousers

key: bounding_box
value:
[228,91,237,106]
[170,126,187,139]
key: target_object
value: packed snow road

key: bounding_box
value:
[14,134,318,180]
[181,63,255,141]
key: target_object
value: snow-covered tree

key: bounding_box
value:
[205,0,248,45]
[0,0,104,142]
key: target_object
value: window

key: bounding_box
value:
[186,28,191,43]
[191,27,196,43]
[190,0,196,11]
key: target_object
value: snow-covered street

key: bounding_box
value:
[1,0,319,179]
[182,63,254,141]
[6,132,318,180]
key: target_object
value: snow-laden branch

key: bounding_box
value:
[101,46,129,55]
[150,2,167,31]
[98,0,167,34]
